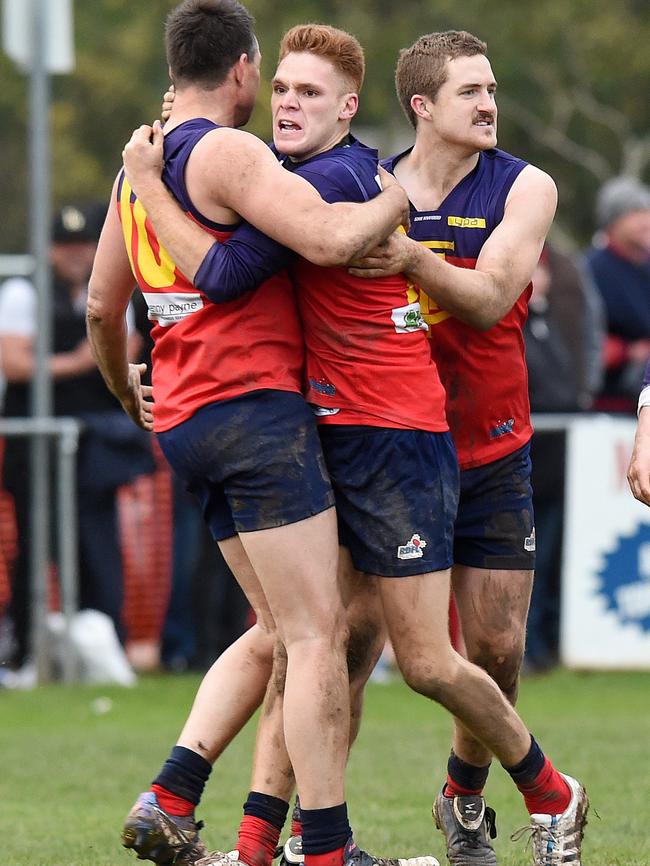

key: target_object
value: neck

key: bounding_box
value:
[403,131,480,201]
[288,126,352,164]
[164,85,239,132]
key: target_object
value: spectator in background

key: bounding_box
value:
[524,243,603,673]
[0,203,155,676]
[584,175,650,413]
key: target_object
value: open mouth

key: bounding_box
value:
[277,120,302,132]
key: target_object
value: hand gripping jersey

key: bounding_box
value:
[117,118,304,432]
[289,138,448,432]
[383,147,532,468]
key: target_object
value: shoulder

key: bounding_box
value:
[192,127,275,166]
[296,142,380,201]
[0,277,37,335]
[506,163,557,208]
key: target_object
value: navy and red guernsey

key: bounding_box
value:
[383,147,532,469]
[116,119,304,433]
[193,136,448,433]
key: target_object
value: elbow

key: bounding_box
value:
[86,293,122,330]
[314,236,362,268]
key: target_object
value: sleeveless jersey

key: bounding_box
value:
[287,138,448,432]
[383,147,532,467]
[116,118,304,432]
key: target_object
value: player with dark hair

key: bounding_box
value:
[125,24,588,866]
[87,5,409,866]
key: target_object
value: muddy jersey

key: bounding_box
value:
[383,147,532,468]
[285,138,447,432]
[116,118,303,432]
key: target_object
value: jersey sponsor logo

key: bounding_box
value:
[524,526,536,552]
[309,377,336,396]
[447,216,487,229]
[142,291,203,327]
[413,214,442,222]
[397,533,427,560]
[490,417,515,438]
[391,301,428,333]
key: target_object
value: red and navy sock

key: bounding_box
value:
[291,795,302,837]
[504,736,571,815]
[237,792,290,866]
[301,803,351,866]
[151,745,212,816]
[444,751,491,798]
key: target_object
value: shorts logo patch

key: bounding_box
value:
[397,533,427,560]
[524,527,536,552]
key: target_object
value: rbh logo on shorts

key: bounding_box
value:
[397,533,427,560]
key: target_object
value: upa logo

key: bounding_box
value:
[597,525,650,633]
[397,533,427,560]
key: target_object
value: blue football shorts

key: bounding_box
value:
[157,389,334,541]
[317,425,459,577]
[454,441,536,570]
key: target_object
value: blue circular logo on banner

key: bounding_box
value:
[597,524,650,632]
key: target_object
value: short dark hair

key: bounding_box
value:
[396,30,487,128]
[165,0,256,89]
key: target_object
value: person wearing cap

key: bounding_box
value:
[0,203,152,678]
[583,175,650,413]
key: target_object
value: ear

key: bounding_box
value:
[339,92,359,121]
[410,94,432,122]
[232,53,249,86]
[168,65,175,85]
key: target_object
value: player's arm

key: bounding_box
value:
[86,175,154,431]
[122,123,408,274]
[628,360,650,506]
[350,166,557,331]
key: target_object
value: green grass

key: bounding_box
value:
[2,669,649,866]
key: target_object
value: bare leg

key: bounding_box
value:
[249,547,386,803]
[238,508,349,810]
[176,535,278,761]
[449,565,533,767]
[379,570,532,767]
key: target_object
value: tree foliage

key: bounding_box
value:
[1,0,649,252]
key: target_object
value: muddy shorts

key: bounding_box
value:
[454,442,535,570]
[157,390,334,541]
[317,425,459,577]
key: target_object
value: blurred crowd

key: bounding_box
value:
[1,173,649,685]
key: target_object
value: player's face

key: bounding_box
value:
[271,52,358,160]
[426,54,498,151]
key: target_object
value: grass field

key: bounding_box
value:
[2,668,649,866]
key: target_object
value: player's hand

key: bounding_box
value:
[378,166,410,231]
[161,83,175,123]
[628,408,650,506]
[116,363,154,432]
[348,230,418,279]
[122,120,165,194]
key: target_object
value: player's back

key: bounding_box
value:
[289,138,447,433]
[117,119,304,432]
[384,147,532,466]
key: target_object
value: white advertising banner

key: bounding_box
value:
[560,416,650,669]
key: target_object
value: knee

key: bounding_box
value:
[469,633,525,696]
[397,650,459,703]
